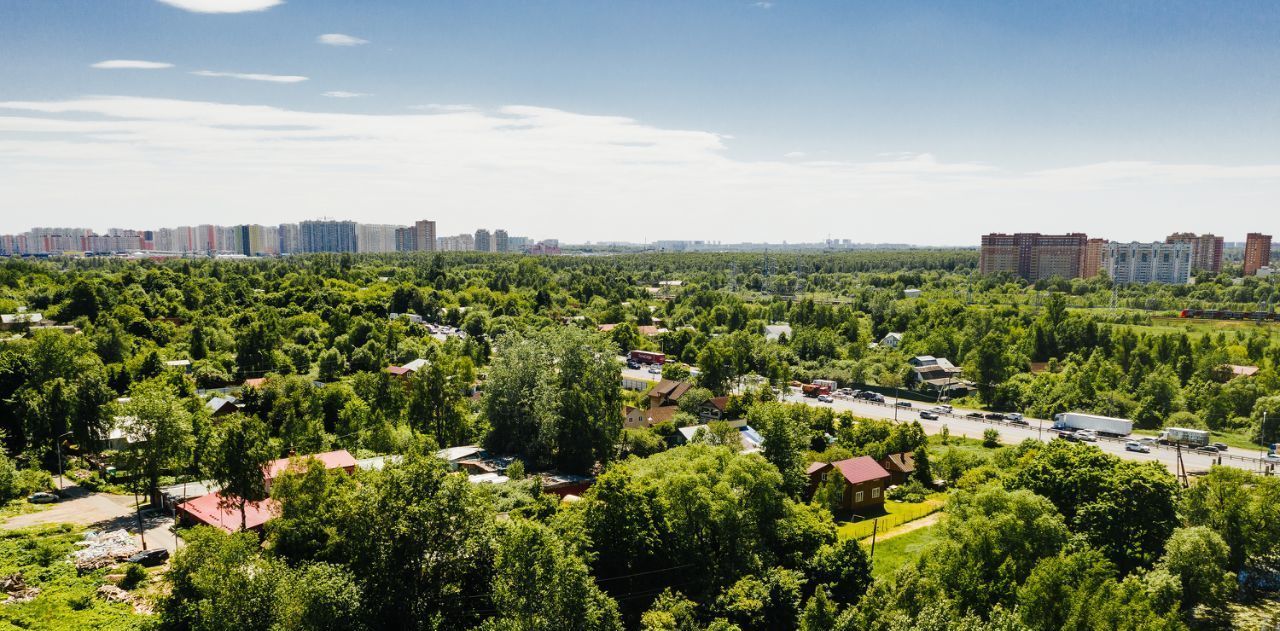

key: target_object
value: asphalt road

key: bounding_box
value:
[618,362,1274,476]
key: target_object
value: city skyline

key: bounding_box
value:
[3,1,1280,243]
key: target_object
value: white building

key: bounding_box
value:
[357,224,402,253]
[1102,242,1192,285]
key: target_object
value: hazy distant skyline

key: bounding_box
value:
[2,0,1278,244]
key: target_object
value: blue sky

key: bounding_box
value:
[1,0,1278,243]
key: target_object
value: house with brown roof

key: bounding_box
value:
[648,379,692,409]
[877,452,916,486]
[806,456,891,511]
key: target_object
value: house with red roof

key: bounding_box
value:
[177,449,358,533]
[806,456,891,511]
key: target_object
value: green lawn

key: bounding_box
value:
[837,495,945,540]
[0,524,149,631]
[867,524,942,580]
[1104,317,1280,343]
[927,433,1002,457]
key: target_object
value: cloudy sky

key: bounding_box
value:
[1,0,1278,244]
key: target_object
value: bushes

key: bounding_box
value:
[0,460,53,503]
[886,479,929,503]
[119,563,147,590]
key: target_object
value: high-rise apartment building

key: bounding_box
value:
[436,234,475,251]
[299,220,358,253]
[414,220,437,252]
[979,233,1089,281]
[474,229,492,253]
[1165,233,1224,273]
[494,229,509,253]
[1080,238,1107,278]
[1244,233,1273,276]
[1102,242,1192,285]
[237,224,280,256]
[357,224,401,253]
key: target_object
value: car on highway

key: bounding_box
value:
[647,366,662,374]
[895,401,912,408]
[966,412,984,419]
[1194,445,1220,455]
[1212,442,1229,451]
[626,360,640,369]
[984,412,1005,420]
[1265,453,1280,464]
[936,404,954,413]
[1125,440,1150,453]
[919,411,939,420]
[1074,430,1098,442]
[1005,413,1023,422]
[817,394,833,403]
[1007,417,1030,426]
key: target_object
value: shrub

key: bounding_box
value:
[982,428,1001,448]
[15,469,52,498]
[886,479,928,503]
[120,562,148,589]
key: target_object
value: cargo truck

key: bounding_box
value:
[1052,412,1133,437]
[628,350,666,365]
[801,383,831,398]
[813,379,839,392]
[1158,427,1209,448]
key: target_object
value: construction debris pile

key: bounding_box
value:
[73,530,140,574]
[1,573,39,603]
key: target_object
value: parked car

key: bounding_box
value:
[919,411,939,420]
[1125,440,1150,453]
[128,549,170,567]
[1212,442,1229,451]
[896,401,912,408]
[984,413,1005,420]
[647,366,662,374]
[817,394,833,403]
[626,360,640,369]
[27,492,57,504]
[1005,413,1023,421]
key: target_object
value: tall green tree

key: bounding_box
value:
[119,378,194,507]
[206,414,275,532]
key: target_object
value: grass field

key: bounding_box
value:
[837,496,945,540]
[867,524,942,580]
[1104,317,1280,343]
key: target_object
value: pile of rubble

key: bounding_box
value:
[73,530,139,574]
[96,584,152,614]
[1,573,39,603]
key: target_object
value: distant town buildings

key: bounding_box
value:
[979,233,1089,281]
[299,220,358,253]
[474,229,492,253]
[1080,238,1107,278]
[0,218,548,258]
[1165,232,1224,273]
[1245,233,1273,276]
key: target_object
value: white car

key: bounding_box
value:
[647,365,662,374]
[817,394,833,403]
[1264,453,1280,464]
[1125,440,1150,453]
[1075,430,1098,442]
[1004,413,1023,422]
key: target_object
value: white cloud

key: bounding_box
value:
[192,70,308,83]
[409,104,476,112]
[323,91,370,98]
[155,0,282,13]
[317,33,368,46]
[0,95,1277,244]
[754,2,774,8]
[91,60,174,70]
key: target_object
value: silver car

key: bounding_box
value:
[1124,440,1150,453]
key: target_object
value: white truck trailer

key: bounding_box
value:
[1052,412,1133,436]
[1158,427,1210,448]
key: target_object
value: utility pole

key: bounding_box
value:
[869,518,879,559]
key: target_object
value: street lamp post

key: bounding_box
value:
[55,431,73,492]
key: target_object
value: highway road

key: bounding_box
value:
[619,363,1275,476]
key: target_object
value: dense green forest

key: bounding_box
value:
[0,251,1277,629]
